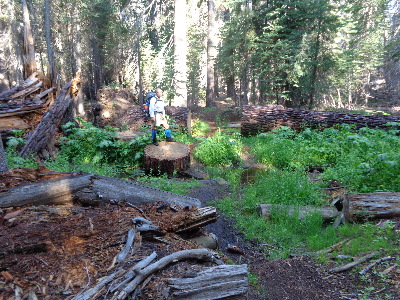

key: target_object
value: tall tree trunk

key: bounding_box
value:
[72,18,85,118]
[206,0,217,107]
[0,135,8,174]
[44,0,55,85]
[173,0,188,107]
[22,0,37,78]
[308,19,322,109]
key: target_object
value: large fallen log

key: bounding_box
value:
[74,175,201,208]
[19,74,80,158]
[343,193,400,222]
[144,141,191,175]
[0,174,202,208]
[167,264,248,299]
[241,105,400,136]
[257,204,339,223]
[0,173,93,208]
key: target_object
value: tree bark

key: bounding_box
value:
[343,193,400,222]
[173,0,188,107]
[21,0,37,78]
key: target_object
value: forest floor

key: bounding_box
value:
[1,98,399,299]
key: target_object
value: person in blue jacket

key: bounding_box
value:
[149,88,175,146]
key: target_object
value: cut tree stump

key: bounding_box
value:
[144,141,191,175]
[257,204,339,223]
[343,193,400,222]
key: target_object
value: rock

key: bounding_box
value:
[188,233,218,249]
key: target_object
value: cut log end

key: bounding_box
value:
[144,141,190,175]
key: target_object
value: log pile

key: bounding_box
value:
[0,73,55,135]
[0,72,81,159]
[241,105,400,135]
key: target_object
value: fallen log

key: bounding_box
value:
[167,264,248,299]
[19,74,80,158]
[343,193,400,222]
[115,248,221,300]
[257,204,339,223]
[0,173,93,208]
[329,251,380,273]
[0,173,202,209]
[74,175,201,208]
[144,141,191,175]
[241,105,400,136]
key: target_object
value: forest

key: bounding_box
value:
[0,0,400,299]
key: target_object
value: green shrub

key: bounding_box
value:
[193,130,242,166]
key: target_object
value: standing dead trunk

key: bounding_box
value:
[0,134,8,174]
[21,0,37,78]
[44,0,55,85]
[206,0,217,107]
[173,0,188,107]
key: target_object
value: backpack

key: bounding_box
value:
[143,91,156,117]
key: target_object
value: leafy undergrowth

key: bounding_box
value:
[5,116,400,280]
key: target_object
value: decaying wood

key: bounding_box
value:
[71,269,125,300]
[168,264,248,299]
[144,141,191,175]
[257,204,339,223]
[109,252,158,293]
[0,117,30,130]
[0,173,93,208]
[0,73,39,101]
[329,251,380,273]
[175,206,218,233]
[359,256,394,275]
[74,175,201,208]
[116,228,137,263]
[343,193,400,222]
[116,248,220,299]
[19,75,80,158]
[241,105,400,136]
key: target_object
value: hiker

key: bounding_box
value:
[149,88,175,146]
